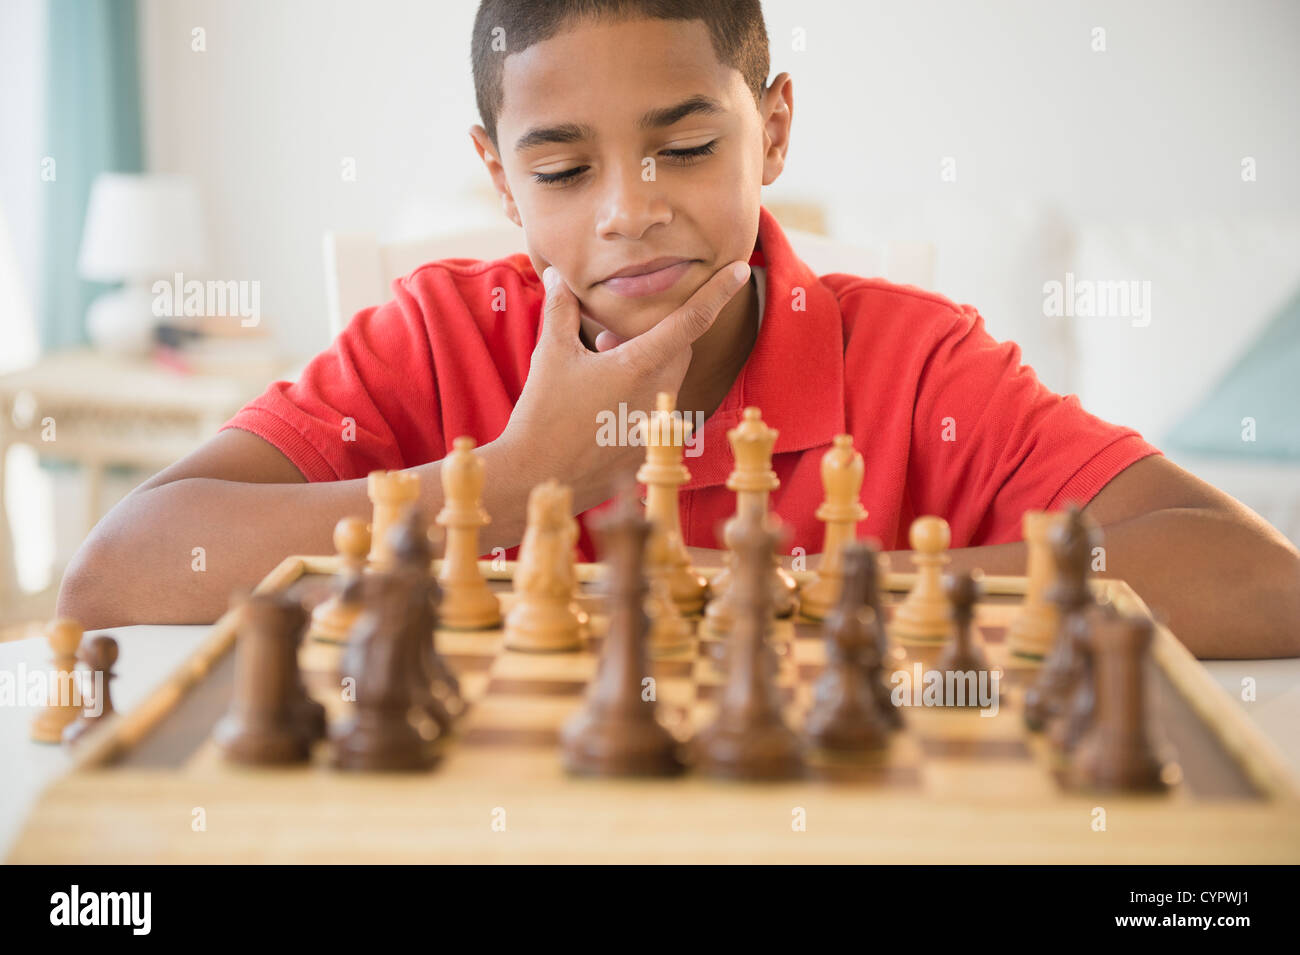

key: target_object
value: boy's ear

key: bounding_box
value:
[760,72,794,187]
[469,124,521,226]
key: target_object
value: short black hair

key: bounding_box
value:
[472,0,770,152]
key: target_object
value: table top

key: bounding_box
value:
[4,620,1299,860]
[0,348,281,413]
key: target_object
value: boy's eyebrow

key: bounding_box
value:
[513,94,726,154]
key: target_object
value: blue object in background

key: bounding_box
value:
[40,0,144,351]
[1164,283,1300,461]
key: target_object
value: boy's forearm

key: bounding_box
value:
[57,476,380,628]
[887,508,1300,659]
[57,439,538,629]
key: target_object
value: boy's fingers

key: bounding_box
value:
[625,261,750,368]
[594,329,627,352]
[539,266,581,345]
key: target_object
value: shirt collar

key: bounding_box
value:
[682,205,846,489]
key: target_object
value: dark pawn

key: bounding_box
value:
[62,635,118,745]
[938,570,989,706]
[561,486,684,777]
[695,510,804,780]
[1070,612,1171,793]
[1024,504,1098,730]
[214,595,316,764]
[805,545,891,751]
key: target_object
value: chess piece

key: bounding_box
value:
[30,619,84,744]
[643,539,694,655]
[799,435,869,621]
[62,635,118,745]
[309,517,371,643]
[1024,504,1099,731]
[1008,511,1063,658]
[891,516,953,642]
[695,512,804,780]
[1049,606,1102,753]
[333,550,441,772]
[1069,612,1172,793]
[805,544,891,751]
[860,542,894,671]
[938,570,990,706]
[703,407,799,635]
[857,542,903,728]
[504,480,589,652]
[215,594,319,764]
[366,469,420,570]
[637,391,709,614]
[389,507,462,728]
[290,621,327,744]
[436,436,503,630]
[561,488,685,776]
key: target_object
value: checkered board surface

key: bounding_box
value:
[286,573,1255,800]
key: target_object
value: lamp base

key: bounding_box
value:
[85,284,158,356]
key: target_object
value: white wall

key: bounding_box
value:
[0,0,48,593]
[136,0,1300,358]
[0,0,46,373]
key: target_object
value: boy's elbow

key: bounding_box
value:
[56,531,126,632]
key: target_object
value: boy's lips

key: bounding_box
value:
[598,258,696,298]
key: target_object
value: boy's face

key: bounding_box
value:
[472,17,790,342]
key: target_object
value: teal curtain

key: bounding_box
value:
[40,0,144,351]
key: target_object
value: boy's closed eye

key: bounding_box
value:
[531,139,721,187]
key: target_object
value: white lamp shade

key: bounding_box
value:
[77,173,208,282]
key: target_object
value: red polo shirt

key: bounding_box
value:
[221,206,1160,561]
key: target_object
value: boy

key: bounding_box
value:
[58,0,1300,658]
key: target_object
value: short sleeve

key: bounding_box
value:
[220,280,443,482]
[908,304,1162,546]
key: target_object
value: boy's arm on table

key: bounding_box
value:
[55,429,532,630]
[885,456,1300,660]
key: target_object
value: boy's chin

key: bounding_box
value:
[581,308,670,344]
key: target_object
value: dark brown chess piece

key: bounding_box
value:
[854,541,902,728]
[695,509,804,780]
[388,507,462,728]
[1069,611,1172,793]
[332,568,440,772]
[805,544,891,751]
[62,635,118,745]
[1048,605,1104,753]
[860,540,891,665]
[561,486,685,776]
[214,594,317,764]
[1023,504,1098,730]
[938,570,990,706]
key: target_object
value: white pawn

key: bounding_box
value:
[891,516,953,643]
[30,619,84,743]
[309,517,370,643]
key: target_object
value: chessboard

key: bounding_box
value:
[10,554,1300,864]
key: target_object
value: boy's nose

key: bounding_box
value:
[596,168,672,239]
